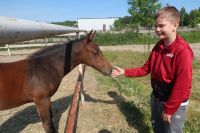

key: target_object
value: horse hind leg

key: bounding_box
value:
[35,98,56,133]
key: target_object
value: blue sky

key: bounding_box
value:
[0,0,199,22]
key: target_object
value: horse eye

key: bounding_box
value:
[93,51,98,55]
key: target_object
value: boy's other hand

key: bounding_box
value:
[162,111,171,123]
[111,66,125,78]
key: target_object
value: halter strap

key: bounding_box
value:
[64,42,73,76]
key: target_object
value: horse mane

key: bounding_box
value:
[28,37,85,58]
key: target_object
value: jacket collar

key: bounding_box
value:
[158,35,181,52]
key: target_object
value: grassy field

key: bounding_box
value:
[94,31,200,46]
[96,51,200,133]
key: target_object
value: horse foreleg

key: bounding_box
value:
[35,98,55,133]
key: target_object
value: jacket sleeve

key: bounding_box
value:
[164,49,193,115]
[124,57,151,77]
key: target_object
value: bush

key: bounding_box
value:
[94,31,200,46]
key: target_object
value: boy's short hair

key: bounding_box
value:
[154,6,180,23]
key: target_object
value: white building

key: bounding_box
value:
[78,17,119,31]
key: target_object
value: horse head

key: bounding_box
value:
[72,30,112,76]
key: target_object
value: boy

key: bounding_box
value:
[111,6,193,133]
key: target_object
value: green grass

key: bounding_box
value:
[96,51,200,132]
[179,31,200,43]
[94,31,200,46]
[94,32,158,46]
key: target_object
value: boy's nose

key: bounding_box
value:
[155,27,160,32]
[155,26,159,30]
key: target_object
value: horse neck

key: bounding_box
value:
[63,42,80,76]
[44,46,67,78]
[36,46,66,77]
[43,41,83,77]
[58,41,82,77]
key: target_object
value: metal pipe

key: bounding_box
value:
[0,16,85,45]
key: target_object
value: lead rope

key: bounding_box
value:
[64,42,73,76]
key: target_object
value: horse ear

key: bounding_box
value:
[84,30,94,43]
[90,30,96,40]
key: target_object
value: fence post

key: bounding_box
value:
[6,44,11,56]
[76,32,80,39]
[77,32,86,104]
[44,38,47,47]
[79,64,85,104]
[65,64,85,133]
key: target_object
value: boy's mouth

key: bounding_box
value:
[156,32,164,36]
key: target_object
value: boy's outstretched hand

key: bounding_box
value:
[111,66,125,78]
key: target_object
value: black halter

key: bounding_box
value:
[64,42,73,75]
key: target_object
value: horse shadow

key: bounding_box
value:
[0,95,72,133]
[98,129,112,133]
[85,91,151,133]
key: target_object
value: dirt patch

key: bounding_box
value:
[76,69,137,133]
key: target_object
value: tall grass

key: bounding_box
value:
[94,32,158,46]
[179,31,200,43]
[96,51,200,132]
[94,31,200,46]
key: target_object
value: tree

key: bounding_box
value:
[189,8,200,27]
[51,21,77,27]
[113,16,135,31]
[183,13,190,26]
[114,18,124,31]
[128,0,161,32]
[128,0,161,52]
[180,7,187,27]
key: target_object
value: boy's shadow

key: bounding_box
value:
[85,91,151,133]
[0,95,72,133]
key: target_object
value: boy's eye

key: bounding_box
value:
[160,24,165,27]
[155,24,165,28]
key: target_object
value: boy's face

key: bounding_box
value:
[155,16,178,40]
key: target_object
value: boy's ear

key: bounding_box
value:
[177,22,180,27]
[175,21,179,27]
[172,21,179,32]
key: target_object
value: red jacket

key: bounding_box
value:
[124,35,194,115]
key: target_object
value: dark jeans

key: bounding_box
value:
[151,95,187,133]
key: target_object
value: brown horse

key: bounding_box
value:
[0,31,112,133]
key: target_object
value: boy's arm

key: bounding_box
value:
[163,49,193,115]
[124,58,150,77]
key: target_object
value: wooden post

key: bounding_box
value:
[65,64,85,133]
[6,44,11,56]
[77,32,86,104]
[65,81,81,133]
[76,32,80,39]
[44,38,47,47]
[79,64,85,104]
